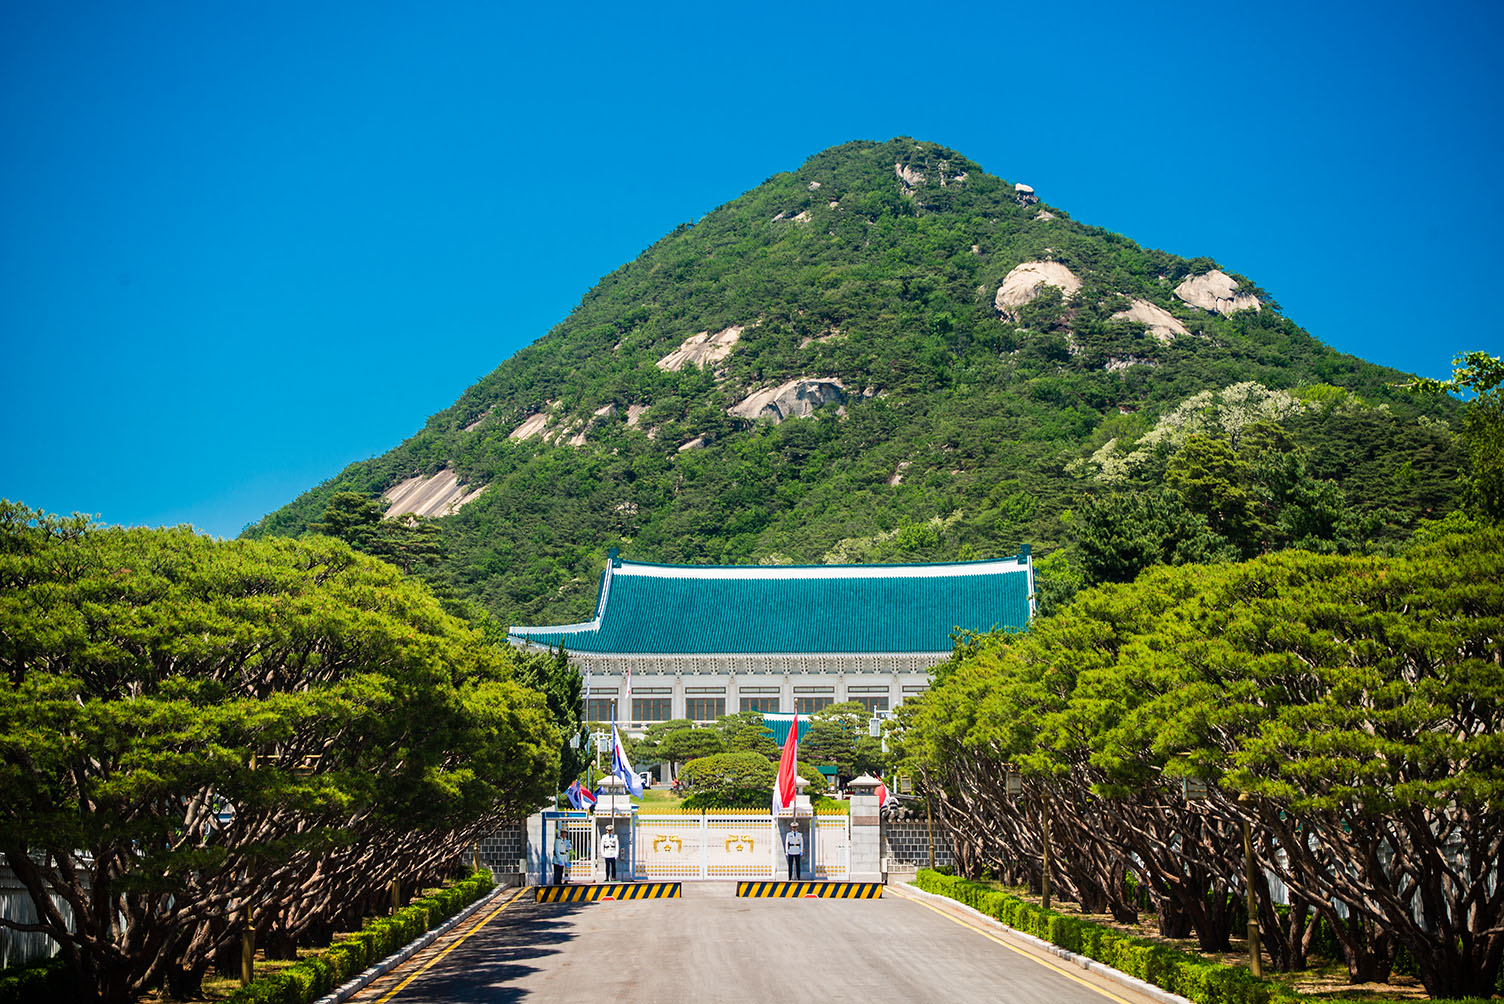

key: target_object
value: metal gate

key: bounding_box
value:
[634,810,849,881]
[561,816,595,882]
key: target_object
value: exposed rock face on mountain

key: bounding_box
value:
[1174,269,1261,315]
[1112,298,1190,343]
[383,469,485,518]
[995,261,1081,318]
[657,325,744,372]
[509,411,551,440]
[729,379,847,423]
[247,138,1459,628]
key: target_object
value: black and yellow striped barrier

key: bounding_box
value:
[736,881,883,899]
[535,882,681,903]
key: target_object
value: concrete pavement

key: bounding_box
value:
[349,882,1165,1003]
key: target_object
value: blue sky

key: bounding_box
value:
[3,1,1502,538]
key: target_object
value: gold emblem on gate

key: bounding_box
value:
[724,835,755,853]
[652,835,683,853]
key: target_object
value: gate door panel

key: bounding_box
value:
[633,815,703,880]
[564,817,594,882]
[813,815,850,880]
[706,815,775,879]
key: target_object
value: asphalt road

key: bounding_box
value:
[350,883,1157,1004]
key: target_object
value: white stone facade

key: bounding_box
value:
[576,653,939,729]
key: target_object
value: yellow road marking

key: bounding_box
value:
[905,895,1140,1004]
[373,887,527,1003]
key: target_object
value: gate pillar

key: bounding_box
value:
[846,775,884,882]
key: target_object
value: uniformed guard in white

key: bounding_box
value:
[552,830,572,885]
[600,827,620,881]
[784,821,804,880]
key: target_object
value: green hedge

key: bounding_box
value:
[909,870,1496,1004]
[223,869,494,1004]
[0,957,74,1004]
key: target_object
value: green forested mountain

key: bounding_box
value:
[245,138,1465,624]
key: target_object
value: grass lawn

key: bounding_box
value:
[635,788,685,808]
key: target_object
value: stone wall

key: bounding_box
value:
[475,823,528,880]
[882,819,955,868]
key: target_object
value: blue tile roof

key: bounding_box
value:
[508,555,1033,655]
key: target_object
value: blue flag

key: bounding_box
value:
[565,779,584,810]
[612,723,644,798]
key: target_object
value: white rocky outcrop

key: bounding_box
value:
[728,378,846,424]
[1173,270,1261,315]
[656,325,744,372]
[1104,356,1158,372]
[509,412,551,440]
[626,404,648,428]
[895,162,925,189]
[1111,298,1190,344]
[383,469,485,519]
[995,261,1081,317]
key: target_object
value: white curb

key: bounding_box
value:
[893,881,1194,1004]
[312,877,517,1004]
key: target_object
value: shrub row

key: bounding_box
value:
[0,957,73,1004]
[911,870,1496,1004]
[224,869,495,1004]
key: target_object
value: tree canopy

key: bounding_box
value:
[0,503,559,1003]
[899,529,1504,997]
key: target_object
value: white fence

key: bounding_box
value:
[632,812,849,881]
[537,811,853,882]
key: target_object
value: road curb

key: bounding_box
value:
[313,877,519,1004]
[891,882,1193,1004]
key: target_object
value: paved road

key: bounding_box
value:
[351,883,1156,1004]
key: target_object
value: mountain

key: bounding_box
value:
[245,138,1464,623]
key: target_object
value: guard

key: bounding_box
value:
[552,829,572,885]
[784,821,804,880]
[600,827,620,881]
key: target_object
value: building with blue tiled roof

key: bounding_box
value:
[508,548,1035,731]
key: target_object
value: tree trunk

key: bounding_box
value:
[1156,900,1192,939]
[165,958,208,1000]
[1341,912,1394,984]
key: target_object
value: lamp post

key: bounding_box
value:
[1238,793,1263,978]
[1005,767,1049,908]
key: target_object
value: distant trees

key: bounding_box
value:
[678,753,776,809]
[898,531,1504,998]
[308,490,441,574]
[0,504,558,1003]
[714,711,780,761]
[1409,350,1504,520]
[801,702,885,782]
[657,727,725,768]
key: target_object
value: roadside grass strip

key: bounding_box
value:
[736,881,883,898]
[534,882,681,902]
